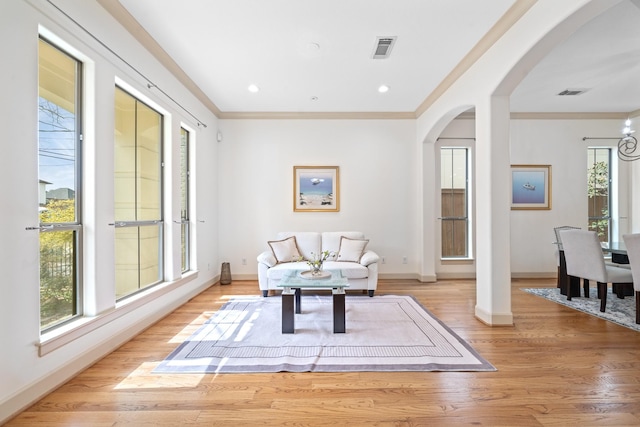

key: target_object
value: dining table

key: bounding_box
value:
[606,241,629,264]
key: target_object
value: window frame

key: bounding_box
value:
[439,146,471,259]
[38,37,84,332]
[587,147,612,244]
[114,86,165,300]
[179,126,191,273]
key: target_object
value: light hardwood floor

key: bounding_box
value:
[7,278,640,426]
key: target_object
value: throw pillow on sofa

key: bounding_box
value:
[268,236,302,263]
[337,236,369,262]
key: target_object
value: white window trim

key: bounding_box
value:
[38,272,198,356]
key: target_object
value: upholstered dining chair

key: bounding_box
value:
[553,226,581,294]
[622,233,640,324]
[560,229,633,312]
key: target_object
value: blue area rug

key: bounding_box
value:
[154,295,495,373]
[522,287,639,332]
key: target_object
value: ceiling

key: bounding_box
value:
[104,0,640,117]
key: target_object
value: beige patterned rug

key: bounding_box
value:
[154,295,495,373]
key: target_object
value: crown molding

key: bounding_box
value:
[218,111,416,120]
[96,0,222,117]
[510,112,629,120]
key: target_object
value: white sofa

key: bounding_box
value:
[257,231,379,297]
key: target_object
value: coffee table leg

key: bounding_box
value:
[282,290,295,334]
[295,288,301,314]
[333,288,345,333]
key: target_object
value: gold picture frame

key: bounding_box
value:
[293,166,340,212]
[511,164,552,210]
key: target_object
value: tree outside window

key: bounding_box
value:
[587,148,611,243]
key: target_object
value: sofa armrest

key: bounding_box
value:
[257,251,277,268]
[360,250,379,266]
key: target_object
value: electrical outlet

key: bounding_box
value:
[402,256,408,264]
[381,256,386,264]
[242,258,247,266]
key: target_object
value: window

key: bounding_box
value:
[179,127,190,272]
[38,38,83,331]
[587,147,611,244]
[114,87,163,299]
[440,147,469,258]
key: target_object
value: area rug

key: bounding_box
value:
[154,295,495,373]
[522,287,639,332]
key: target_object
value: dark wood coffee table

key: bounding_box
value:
[277,269,349,334]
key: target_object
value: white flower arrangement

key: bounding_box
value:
[300,250,334,275]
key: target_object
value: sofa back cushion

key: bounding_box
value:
[322,232,365,260]
[336,236,369,262]
[277,232,321,261]
[268,236,301,263]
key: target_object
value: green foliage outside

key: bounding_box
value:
[39,199,75,328]
[587,160,609,239]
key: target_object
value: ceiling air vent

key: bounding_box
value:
[557,88,588,96]
[372,36,397,59]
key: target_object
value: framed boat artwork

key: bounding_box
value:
[510,164,551,210]
[293,166,339,212]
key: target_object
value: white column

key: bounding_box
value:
[421,140,437,282]
[474,96,513,325]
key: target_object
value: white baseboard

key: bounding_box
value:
[475,305,514,326]
[435,272,476,280]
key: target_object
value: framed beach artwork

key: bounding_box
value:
[293,166,340,212]
[511,164,552,210]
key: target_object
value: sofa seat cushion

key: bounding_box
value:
[318,261,369,280]
[266,262,310,281]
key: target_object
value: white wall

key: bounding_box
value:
[509,118,629,276]
[217,119,419,278]
[0,1,219,422]
[430,117,631,277]
[430,117,633,277]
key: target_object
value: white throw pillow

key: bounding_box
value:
[268,236,301,263]
[337,236,369,262]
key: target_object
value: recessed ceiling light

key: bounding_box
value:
[378,85,390,93]
[310,96,318,101]
[247,84,260,93]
